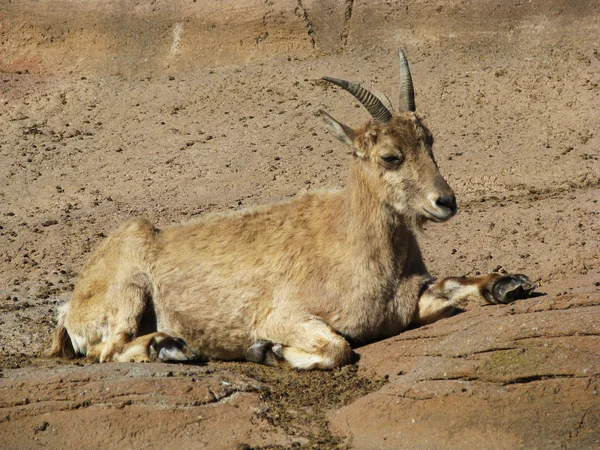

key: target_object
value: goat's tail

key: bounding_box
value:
[47,304,76,358]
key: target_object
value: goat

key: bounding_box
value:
[49,51,535,369]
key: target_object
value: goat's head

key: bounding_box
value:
[321,50,456,226]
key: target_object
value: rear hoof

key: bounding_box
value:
[246,340,273,363]
[246,340,285,366]
[149,336,194,362]
[491,274,536,304]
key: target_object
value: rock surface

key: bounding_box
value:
[333,294,600,449]
[1,0,599,448]
[1,364,295,449]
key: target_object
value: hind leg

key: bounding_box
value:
[60,219,161,362]
[120,333,195,363]
[88,332,194,363]
[97,271,152,362]
[62,271,151,362]
[249,313,352,370]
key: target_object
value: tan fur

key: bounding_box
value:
[50,70,532,369]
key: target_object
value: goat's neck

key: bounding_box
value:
[342,161,412,268]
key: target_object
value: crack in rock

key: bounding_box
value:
[513,332,600,341]
[295,0,316,50]
[420,373,591,386]
[341,0,355,47]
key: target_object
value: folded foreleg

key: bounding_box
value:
[87,332,194,363]
[248,313,352,370]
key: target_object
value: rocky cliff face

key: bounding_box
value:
[2,0,596,73]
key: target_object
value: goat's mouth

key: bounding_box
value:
[422,206,456,222]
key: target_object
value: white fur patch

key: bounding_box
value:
[427,192,440,210]
[69,333,88,355]
[444,280,481,301]
[283,347,333,370]
[158,346,191,362]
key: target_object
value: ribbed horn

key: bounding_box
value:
[322,76,392,123]
[398,49,416,112]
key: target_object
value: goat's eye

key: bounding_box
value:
[381,154,401,163]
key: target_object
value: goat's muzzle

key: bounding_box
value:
[423,193,457,222]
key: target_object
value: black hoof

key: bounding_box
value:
[149,336,194,362]
[491,274,536,304]
[246,340,285,365]
[246,340,272,363]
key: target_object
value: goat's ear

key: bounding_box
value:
[319,110,355,147]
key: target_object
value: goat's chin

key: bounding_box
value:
[422,207,455,223]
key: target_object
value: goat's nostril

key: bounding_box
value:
[436,195,457,212]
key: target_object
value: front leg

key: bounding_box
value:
[413,274,536,326]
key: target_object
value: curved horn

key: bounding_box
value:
[398,49,416,112]
[322,76,392,123]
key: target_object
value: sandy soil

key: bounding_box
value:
[0,0,599,448]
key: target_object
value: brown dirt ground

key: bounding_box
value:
[1,1,599,448]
